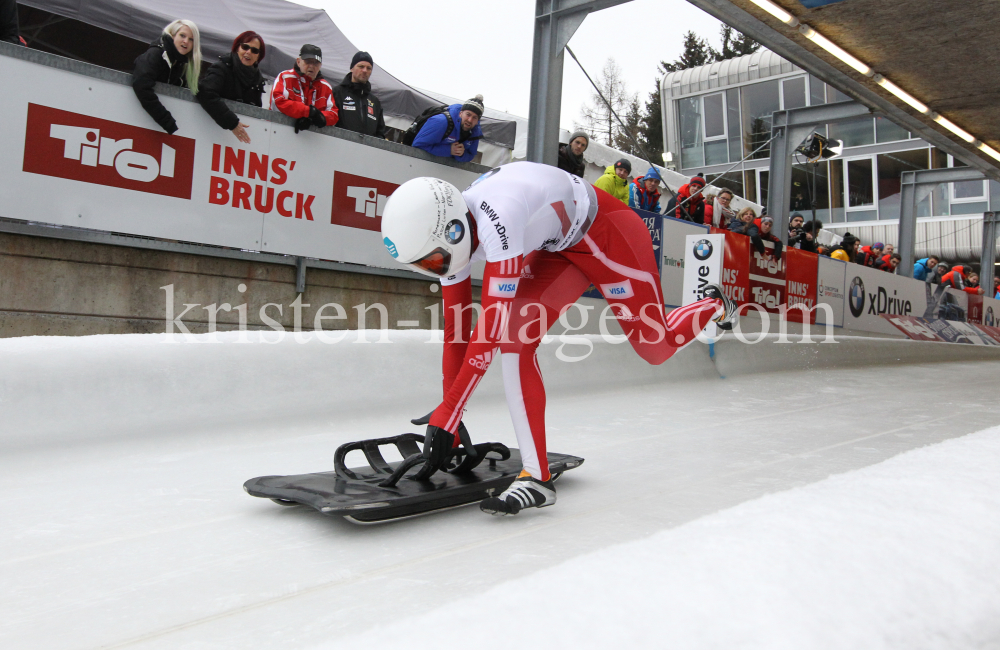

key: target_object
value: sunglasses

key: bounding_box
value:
[239,43,261,55]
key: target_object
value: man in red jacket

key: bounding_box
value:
[940,265,985,295]
[855,242,883,267]
[270,44,338,134]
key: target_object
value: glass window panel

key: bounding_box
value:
[877,149,929,221]
[741,80,780,160]
[929,148,950,215]
[759,170,769,208]
[830,161,845,222]
[830,117,875,148]
[743,170,758,203]
[712,171,744,200]
[951,201,988,215]
[846,158,874,207]
[782,77,807,109]
[809,75,826,105]
[727,89,741,162]
[954,180,985,199]
[846,210,878,222]
[703,93,725,139]
[705,140,728,165]
[678,97,703,169]
[875,117,910,143]
[791,161,831,224]
[827,84,851,103]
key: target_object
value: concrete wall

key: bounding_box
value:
[0,231,474,337]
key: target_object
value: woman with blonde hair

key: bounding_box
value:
[132,19,202,134]
[728,206,756,235]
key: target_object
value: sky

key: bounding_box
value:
[295,0,724,130]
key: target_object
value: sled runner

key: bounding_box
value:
[244,433,584,524]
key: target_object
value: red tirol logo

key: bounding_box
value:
[22,103,195,199]
[330,171,399,232]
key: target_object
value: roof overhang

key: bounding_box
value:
[686,0,1000,182]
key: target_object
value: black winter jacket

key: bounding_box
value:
[132,34,189,134]
[747,224,784,259]
[331,73,387,138]
[557,144,585,177]
[196,53,265,131]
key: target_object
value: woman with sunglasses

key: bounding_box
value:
[196,31,267,144]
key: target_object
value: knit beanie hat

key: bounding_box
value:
[841,231,858,247]
[689,174,706,187]
[644,167,662,183]
[873,242,884,250]
[761,216,774,225]
[461,94,485,117]
[350,51,373,69]
[614,158,632,173]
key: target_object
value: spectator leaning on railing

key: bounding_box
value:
[930,262,950,284]
[855,242,884,267]
[593,159,631,205]
[195,31,265,144]
[411,95,484,162]
[913,255,939,281]
[131,20,202,134]
[665,174,705,222]
[557,131,589,177]
[748,215,783,261]
[828,232,859,262]
[877,252,902,273]
[729,207,756,235]
[629,168,664,213]
[332,51,387,139]
[941,265,985,295]
[705,189,735,227]
[271,44,338,134]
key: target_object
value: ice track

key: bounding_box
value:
[2,331,999,649]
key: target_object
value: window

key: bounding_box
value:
[949,155,988,214]
[808,75,826,105]
[741,80,780,160]
[782,77,807,110]
[743,169,757,203]
[791,160,831,223]
[845,157,877,221]
[877,149,929,221]
[678,96,703,169]
[875,117,910,143]
[830,117,875,148]
[727,89,742,163]
[703,92,728,166]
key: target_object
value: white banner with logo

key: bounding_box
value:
[816,256,847,327]
[682,233,724,305]
[0,54,480,268]
[662,218,709,308]
[842,264,935,335]
[982,296,1000,328]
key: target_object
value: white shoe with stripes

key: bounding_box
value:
[480,475,556,516]
[705,283,739,331]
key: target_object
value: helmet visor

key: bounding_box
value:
[412,246,452,276]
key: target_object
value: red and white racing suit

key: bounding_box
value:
[429,162,721,481]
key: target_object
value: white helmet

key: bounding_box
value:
[380,177,473,278]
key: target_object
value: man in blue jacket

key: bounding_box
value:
[629,167,663,213]
[913,256,939,281]
[412,94,484,163]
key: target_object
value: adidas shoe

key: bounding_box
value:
[480,475,556,516]
[704,283,739,331]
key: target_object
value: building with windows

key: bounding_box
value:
[661,50,999,262]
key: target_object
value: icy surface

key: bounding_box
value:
[2,332,1000,649]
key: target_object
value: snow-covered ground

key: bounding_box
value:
[2,332,999,649]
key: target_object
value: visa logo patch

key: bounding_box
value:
[600,280,634,299]
[488,277,520,298]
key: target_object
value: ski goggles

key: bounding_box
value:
[409,246,452,276]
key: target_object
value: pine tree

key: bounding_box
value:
[638,85,664,163]
[710,25,761,61]
[613,94,642,155]
[660,31,713,74]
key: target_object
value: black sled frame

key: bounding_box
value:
[244,433,584,524]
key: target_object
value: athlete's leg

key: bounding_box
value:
[561,191,721,365]
[500,251,591,481]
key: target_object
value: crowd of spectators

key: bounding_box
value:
[123,18,487,162]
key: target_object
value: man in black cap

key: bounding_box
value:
[270,44,338,134]
[332,51,387,139]
[411,94,485,162]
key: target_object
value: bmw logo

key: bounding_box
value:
[693,239,713,261]
[383,237,399,258]
[848,276,865,318]
[445,220,465,244]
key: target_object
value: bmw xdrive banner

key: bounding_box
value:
[682,233,724,305]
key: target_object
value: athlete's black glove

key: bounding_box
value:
[309,106,327,128]
[408,425,456,481]
[293,116,312,134]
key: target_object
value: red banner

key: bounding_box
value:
[748,242,785,313]
[784,247,818,324]
[22,103,195,199]
[967,294,984,324]
[330,170,400,231]
[720,231,749,304]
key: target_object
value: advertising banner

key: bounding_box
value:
[748,241,785,314]
[0,55,480,269]
[967,294,984,324]
[660,217,709,308]
[842,264,929,336]
[982,296,1000,328]
[719,231,749,305]
[682,233,725,305]
[883,314,1000,345]
[783,247,818,324]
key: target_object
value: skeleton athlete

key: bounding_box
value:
[380,162,737,515]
